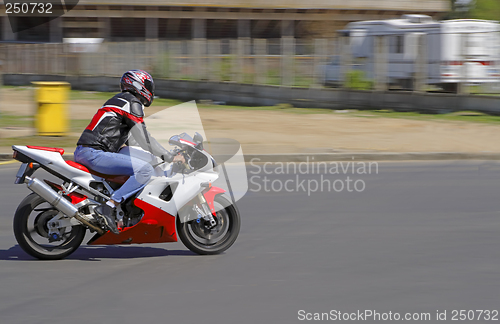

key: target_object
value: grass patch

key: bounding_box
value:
[199,103,500,123]
[194,102,500,122]
[349,110,500,124]
[2,85,119,101]
[72,89,184,107]
[69,90,118,101]
[152,98,184,106]
[0,113,33,128]
[198,104,332,114]
[71,120,90,133]
[4,86,500,130]
[0,115,92,133]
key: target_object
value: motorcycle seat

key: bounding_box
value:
[66,161,129,185]
[26,145,65,155]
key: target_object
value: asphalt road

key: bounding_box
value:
[0,160,499,324]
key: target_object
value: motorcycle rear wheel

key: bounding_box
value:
[13,193,86,260]
[177,194,240,255]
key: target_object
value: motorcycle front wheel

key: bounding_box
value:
[13,193,86,260]
[177,194,240,255]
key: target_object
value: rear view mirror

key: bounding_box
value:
[193,132,203,144]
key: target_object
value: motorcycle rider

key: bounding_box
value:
[74,70,185,234]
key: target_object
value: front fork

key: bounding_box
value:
[195,193,216,227]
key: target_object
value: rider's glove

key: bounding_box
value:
[161,151,174,163]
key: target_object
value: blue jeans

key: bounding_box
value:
[74,145,155,203]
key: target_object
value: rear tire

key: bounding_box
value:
[13,193,86,260]
[177,195,240,255]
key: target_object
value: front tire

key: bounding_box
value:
[177,195,240,255]
[13,193,86,260]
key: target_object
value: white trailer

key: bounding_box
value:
[322,15,500,92]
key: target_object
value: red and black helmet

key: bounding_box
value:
[120,70,155,107]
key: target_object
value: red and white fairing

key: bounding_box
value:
[12,144,223,244]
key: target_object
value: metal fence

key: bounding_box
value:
[1,39,334,88]
[2,35,500,94]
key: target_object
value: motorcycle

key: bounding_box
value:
[11,132,241,260]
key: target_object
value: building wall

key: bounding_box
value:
[0,0,450,42]
[76,0,449,11]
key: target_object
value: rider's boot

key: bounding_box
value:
[94,204,120,235]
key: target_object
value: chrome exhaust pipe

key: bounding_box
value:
[25,177,105,235]
[26,177,79,217]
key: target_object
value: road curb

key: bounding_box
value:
[3,152,500,163]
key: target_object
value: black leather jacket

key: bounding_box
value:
[77,92,174,162]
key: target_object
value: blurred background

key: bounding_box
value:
[2,0,498,92]
[1,0,500,155]
[3,4,500,323]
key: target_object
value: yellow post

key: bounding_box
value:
[32,81,70,136]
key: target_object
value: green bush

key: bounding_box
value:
[151,52,171,79]
[220,56,233,82]
[345,70,373,90]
